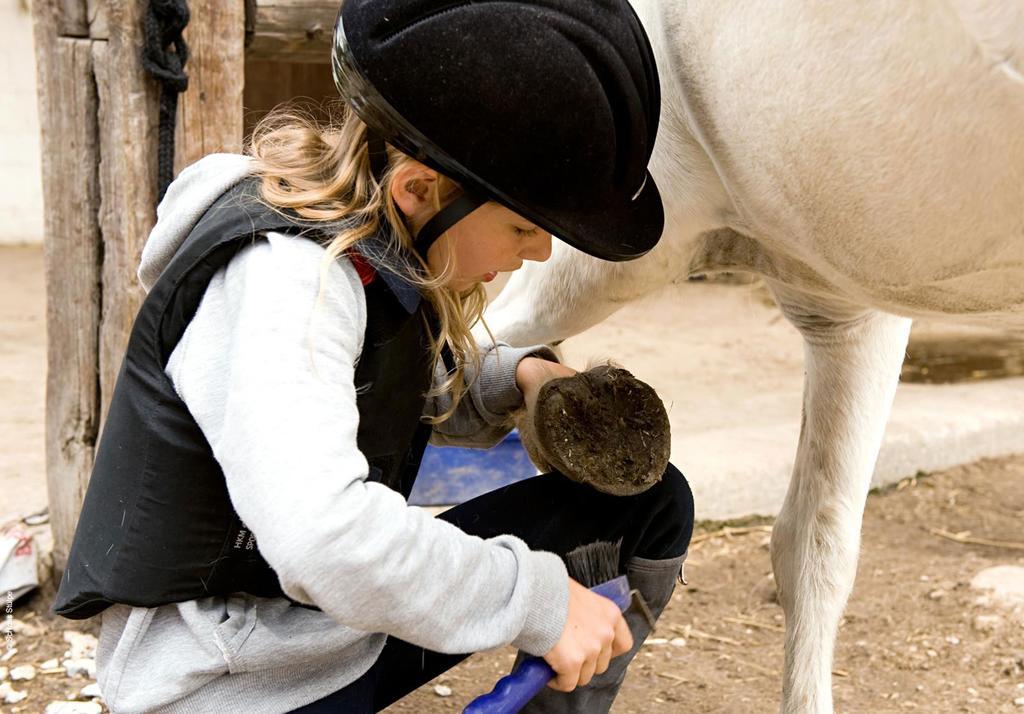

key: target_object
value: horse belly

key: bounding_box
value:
[663,0,1024,321]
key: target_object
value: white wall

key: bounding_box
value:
[0,0,45,245]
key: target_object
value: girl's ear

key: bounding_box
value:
[391,163,439,226]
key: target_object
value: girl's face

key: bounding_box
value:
[391,161,553,291]
[427,202,553,291]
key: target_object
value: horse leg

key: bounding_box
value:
[767,281,911,713]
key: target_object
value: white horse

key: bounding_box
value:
[481,1,1024,711]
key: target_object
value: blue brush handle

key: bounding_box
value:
[462,576,631,714]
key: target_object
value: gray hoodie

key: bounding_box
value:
[95,154,570,713]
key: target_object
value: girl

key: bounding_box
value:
[54,1,694,711]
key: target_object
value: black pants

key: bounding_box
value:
[289,462,694,713]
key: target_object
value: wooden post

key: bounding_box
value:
[33,0,245,574]
[93,0,160,427]
[175,1,246,172]
[35,0,354,577]
[33,1,103,572]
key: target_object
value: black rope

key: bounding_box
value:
[141,0,190,202]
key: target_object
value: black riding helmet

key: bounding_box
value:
[331,0,664,262]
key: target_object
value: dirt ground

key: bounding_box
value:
[3,246,1023,712]
[4,455,1021,712]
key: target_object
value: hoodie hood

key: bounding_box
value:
[138,153,254,292]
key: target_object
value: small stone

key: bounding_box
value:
[9,665,35,681]
[973,614,1003,632]
[41,658,58,669]
[928,589,946,600]
[44,702,103,714]
[926,649,938,658]
[79,683,102,699]
[945,635,960,645]
[669,637,687,647]
[970,566,1024,608]
[7,619,43,638]
[433,684,452,697]
[23,510,49,526]
[63,658,96,679]
[0,665,6,680]
[1014,697,1024,707]
[0,648,16,662]
[62,632,98,660]
[1,681,28,704]
[967,687,979,696]
[643,638,669,646]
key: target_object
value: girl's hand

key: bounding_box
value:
[515,356,577,415]
[542,578,633,691]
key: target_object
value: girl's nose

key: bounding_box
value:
[521,232,553,262]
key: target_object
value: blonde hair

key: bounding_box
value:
[246,101,494,425]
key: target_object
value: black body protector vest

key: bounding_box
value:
[53,179,438,619]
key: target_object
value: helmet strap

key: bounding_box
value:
[414,192,484,257]
[366,130,389,184]
[364,128,484,257]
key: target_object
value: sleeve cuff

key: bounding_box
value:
[475,343,560,424]
[510,549,570,656]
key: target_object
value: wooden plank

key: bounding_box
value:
[247,0,338,63]
[87,0,109,40]
[57,0,89,37]
[94,0,160,429]
[174,0,246,172]
[32,0,101,572]
[243,59,337,138]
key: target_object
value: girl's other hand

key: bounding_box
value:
[542,577,633,691]
[515,357,577,415]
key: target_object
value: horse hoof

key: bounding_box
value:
[533,364,671,496]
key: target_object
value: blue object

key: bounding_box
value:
[408,430,540,506]
[462,576,633,714]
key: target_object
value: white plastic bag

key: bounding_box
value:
[0,523,38,602]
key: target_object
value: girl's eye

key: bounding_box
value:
[513,226,539,237]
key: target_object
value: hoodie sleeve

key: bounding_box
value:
[164,232,569,657]
[426,341,560,449]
